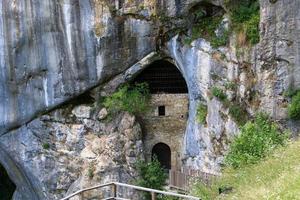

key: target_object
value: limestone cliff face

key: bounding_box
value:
[0,103,144,199]
[1,0,300,199]
[0,0,158,135]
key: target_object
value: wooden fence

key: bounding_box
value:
[169,169,220,191]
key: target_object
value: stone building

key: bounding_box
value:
[132,59,189,171]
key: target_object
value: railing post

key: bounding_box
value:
[80,191,84,200]
[112,183,117,199]
[151,192,156,200]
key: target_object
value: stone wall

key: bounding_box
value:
[141,93,189,171]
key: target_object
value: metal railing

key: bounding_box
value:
[61,182,200,200]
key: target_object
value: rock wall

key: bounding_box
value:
[0,103,144,199]
[1,0,300,198]
[0,0,158,135]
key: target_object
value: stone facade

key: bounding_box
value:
[142,93,189,171]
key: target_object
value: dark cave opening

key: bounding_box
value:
[0,164,16,200]
[132,60,188,94]
[152,143,171,170]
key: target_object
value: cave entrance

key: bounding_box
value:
[0,163,16,200]
[152,143,171,170]
[132,59,188,94]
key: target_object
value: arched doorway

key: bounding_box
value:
[152,143,171,170]
[0,163,16,199]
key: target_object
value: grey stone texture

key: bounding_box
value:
[1,0,300,198]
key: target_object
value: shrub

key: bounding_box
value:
[42,143,50,150]
[211,87,227,101]
[288,91,300,120]
[224,81,237,90]
[87,164,94,180]
[225,0,260,45]
[229,104,248,126]
[197,103,208,124]
[225,113,288,168]
[103,83,150,116]
[190,15,229,48]
[135,157,168,199]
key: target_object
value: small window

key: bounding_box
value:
[158,106,165,116]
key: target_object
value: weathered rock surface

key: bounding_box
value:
[0,0,158,135]
[1,0,300,198]
[0,103,144,199]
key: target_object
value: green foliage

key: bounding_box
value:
[87,164,94,179]
[193,139,300,199]
[284,87,300,97]
[288,91,300,120]
[42,143,50,150]
[225,0,260,45]
[225,113,288,168]
[135,157,168,199]
[224,81,237,90]
[103,83,150,116]
[197,103,208,124]
[188,15,228,48]
[228,104,248,126]
[211,87,227,101]
[244,14,260,45]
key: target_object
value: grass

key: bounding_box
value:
[192,139,300,200]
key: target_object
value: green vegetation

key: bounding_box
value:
[103,83,150,116]
[197,103,208,124]
[87,164,94,179]
[225,113,288,168]
[192,15,228,48]
[288,90,300,120]
[224,81,237,90]
[42,143,50,150]
[225,0,260,45]
[211,87,227,101]
[135,157,168,200]
[192,139,300,200]
[228,104,248,126]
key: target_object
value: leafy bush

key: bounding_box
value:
[42,143,50,150]
[135,157,168,199]
[225,113,288,168]
[103,83,150,116]
[288,91,300,120]
[211,87,227,101]
[224,81,237,90]
[197,103,208,124]
[188,15,228,48]
[225,0,260,45]
[228,104,248,126]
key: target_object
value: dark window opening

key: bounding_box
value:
[158,106,165,116]
[0,164,16,199]
[132,60,188,94]
[152,143,171,170]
